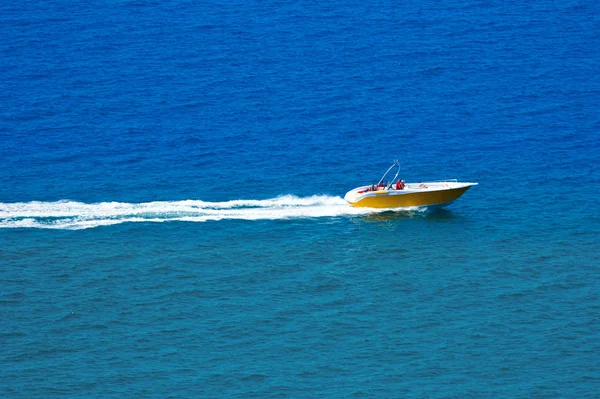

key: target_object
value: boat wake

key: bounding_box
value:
[0,195,430,230]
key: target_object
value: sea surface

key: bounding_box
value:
[1,0,599,397]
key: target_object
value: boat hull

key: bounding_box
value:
[344,183,476,208]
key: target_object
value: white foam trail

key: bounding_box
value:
[0,195,427,230]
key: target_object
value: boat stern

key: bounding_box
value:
[344,187,365,206]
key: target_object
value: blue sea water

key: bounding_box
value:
[1,0,599,397]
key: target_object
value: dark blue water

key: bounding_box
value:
[1,1,599,397]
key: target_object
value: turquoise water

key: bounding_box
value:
[1,0,599,397]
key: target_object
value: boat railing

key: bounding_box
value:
[432,179,458,182]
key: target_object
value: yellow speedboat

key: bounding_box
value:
[344,160,477,209]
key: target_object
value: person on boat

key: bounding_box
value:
[370,183,376,191]
[395,180,405,190]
